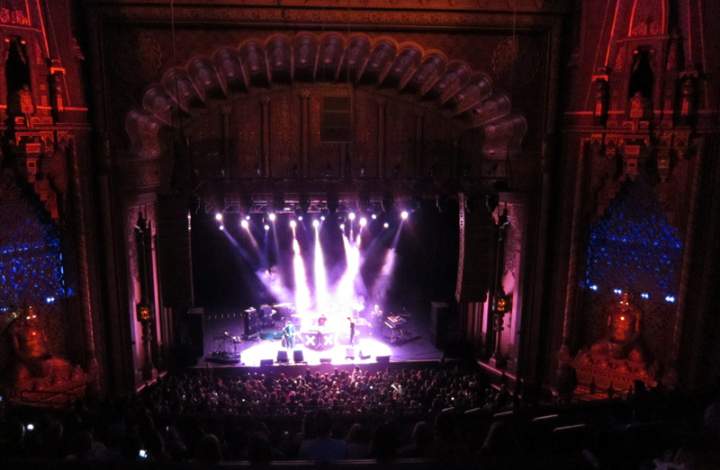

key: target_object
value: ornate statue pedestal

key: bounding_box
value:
[11,358,87,407]
[571,293,657,397]
[572,349,656,396]
[6,306,88,407]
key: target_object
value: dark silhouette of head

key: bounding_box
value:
[315,410,332,438]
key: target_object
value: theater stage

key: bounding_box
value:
[197,310,443,368]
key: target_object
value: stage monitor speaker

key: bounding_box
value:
[376,355,390,365]
[431,301,455,348]
[320,357,332,364]
[276,350,289,363]
[260,359,274,367]
[293,350,304,363]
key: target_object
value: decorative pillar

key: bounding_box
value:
[134,215,155,381]
[489,208,509,367]
[496,194,528,371]
[120,113,165,386]
[557,140,590,369]
[97,136,135,393]
[672,137,705,384]
[685,138,720,388]
[65,137,100,388]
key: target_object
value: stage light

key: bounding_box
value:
[640,292,650,299]
[371,214,378,220]
[320,215,326,221]
[312,219,320,228]
[268,213,277,222]
[298,215,303,221]
[219,224,225,231]
[348,212,356,221]
[340,223,345,230]
[289,220,297,229]
[240,219,250,230]
[613,288,622,295]
[665,295,676,303]
[214,212,223,222]
[589,284,598,291]
[264,224,270,231]
[359,217,367,227]
[383,222,389,229]
[245,215,251,221]
[400,210,409,220]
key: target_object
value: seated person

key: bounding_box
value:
[299,410,347,461]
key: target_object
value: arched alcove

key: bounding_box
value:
[124,32,527,183]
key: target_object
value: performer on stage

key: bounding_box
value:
[281,320,295,349]
[370,304,383,328]
[348,314,356,345]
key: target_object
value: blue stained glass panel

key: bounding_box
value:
[584,180,682,298]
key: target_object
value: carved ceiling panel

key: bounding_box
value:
[125,32,527,174]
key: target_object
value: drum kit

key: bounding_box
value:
[206,331,242,364]
[242,303,300,338]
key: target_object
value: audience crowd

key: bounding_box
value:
[146,366,503,418]
[1,363,720,468]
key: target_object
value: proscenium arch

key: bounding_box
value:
[125,32,527,161]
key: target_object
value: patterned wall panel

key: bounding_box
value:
[308,91,344,179]
[185,108,223,179]
[231,96,262,177]
[385,98,417,178]
[269,91,300,178]
[422,113,456,179]
[352,90,379,178]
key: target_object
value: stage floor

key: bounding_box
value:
[198,317,443,368]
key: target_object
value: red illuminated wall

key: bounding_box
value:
[1,1,716,395]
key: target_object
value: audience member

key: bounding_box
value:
[298,410,347,461]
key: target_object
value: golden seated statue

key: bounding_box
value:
[573,293,656,395]
[8,305,86,406]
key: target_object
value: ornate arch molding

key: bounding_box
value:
[125,32,526,162]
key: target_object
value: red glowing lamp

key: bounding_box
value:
[136,304,152,322]
[494,293,512,314]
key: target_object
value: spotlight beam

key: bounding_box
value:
[314,228,330,314]
[240,219,259,250]
[335,233,362,318]
[292,237,311,323]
